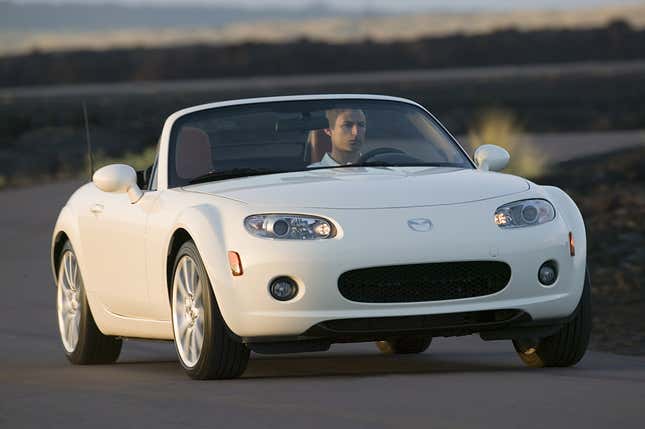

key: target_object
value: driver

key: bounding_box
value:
[308,108,366,167]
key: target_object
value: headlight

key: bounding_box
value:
[244,214,335,239]
[494,199,555,228]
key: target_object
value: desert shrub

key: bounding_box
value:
[91,145,157,172]
[467,108,547,178]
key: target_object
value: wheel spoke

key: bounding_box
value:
[183,258,192,295]
[176,280,187,304]
[187,332,194,363]
[194,321,204,348]
[61,307,70,338]
[182,329,192,359]
[63,295,73,315]
[70,313,79,347]
[190,262,199,294]
[64,272,72,293]
[71,257,79,290]
[191,331,197,359]
[57,290,63,313]
[63,253,69,283]
[67,254,76,290]
[64,254,73,290]
[177,264,186,293]
[61,270,69,292]
[66,312,74,343]
[193,279,203,306]
[177,315,190,337]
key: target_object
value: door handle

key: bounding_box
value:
[90,204,104,214]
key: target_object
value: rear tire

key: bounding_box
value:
[56,241,122,364]
[513,270,592,368]
[376,336,432,354]
[171,241,249,379]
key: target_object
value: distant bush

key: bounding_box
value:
[1,22,644,87]
[92,146,157,172]
[467,108,547,178]
[0,143,156,191]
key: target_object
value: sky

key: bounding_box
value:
[9,0,645,12]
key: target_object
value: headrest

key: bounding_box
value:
[308,129,331,163]
[176,127,212,179]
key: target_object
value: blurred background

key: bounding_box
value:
[0,0,643,354]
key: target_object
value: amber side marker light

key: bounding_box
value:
[569,232,575,256]
[228,251,243,276]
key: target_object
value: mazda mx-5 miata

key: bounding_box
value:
[51,95,590,379]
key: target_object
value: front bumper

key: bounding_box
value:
[209,200,587,339]
[245,309,577,354]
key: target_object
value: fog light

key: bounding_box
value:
[538,262,558,286]
[269,277,298,301]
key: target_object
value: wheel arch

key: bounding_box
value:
[52,230,70,282]
[50,205,84,286]
[541,185,587,260]
[165,227,193,302]
[165,204,230,306]
[165,205,241,339]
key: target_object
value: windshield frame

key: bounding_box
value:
[163,96,475,189]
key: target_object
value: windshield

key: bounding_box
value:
[168,99,473,187]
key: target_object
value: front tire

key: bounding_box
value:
[56,241,122,364]
[171,241,249,379]
[513,270,592,367]
[376,336,432,354]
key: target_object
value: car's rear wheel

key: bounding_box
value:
[376,336,432,354]
[513,270,592,368]
[171,241,249,379]
[56,241,122,364]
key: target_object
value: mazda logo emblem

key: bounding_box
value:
[407,218,433,232]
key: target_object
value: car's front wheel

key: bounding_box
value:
[376,336,432,354]
[56,241,122,364]
[171,241,249,379]
[513,270,592,367]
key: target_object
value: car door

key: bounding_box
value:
[79,188,157,318]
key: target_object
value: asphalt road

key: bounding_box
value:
[1,178,644,429]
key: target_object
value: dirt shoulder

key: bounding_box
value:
[538,146,645,355]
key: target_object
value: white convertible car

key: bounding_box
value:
[51,95,590,379]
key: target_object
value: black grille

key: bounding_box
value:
[338,261,511,303]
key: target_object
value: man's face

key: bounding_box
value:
[325,110,366,154]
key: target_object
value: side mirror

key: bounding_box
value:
[93,164,144,203]
[474,144,510,172]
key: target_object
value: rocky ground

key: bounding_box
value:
[539,146,645,355]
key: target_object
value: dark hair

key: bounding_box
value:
[325,108,366,129]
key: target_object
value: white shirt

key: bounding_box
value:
[308,153,341,168]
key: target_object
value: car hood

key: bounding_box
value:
[183,167,530,209]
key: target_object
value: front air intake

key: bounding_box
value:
[338,261,511,303]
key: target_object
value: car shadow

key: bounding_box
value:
[111,349,526,380]
[240,352,527,380]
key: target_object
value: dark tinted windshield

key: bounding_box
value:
[168,99,472,187]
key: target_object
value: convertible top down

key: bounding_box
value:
[52,95,590,379]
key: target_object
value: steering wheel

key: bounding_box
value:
[356,147,405,164]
